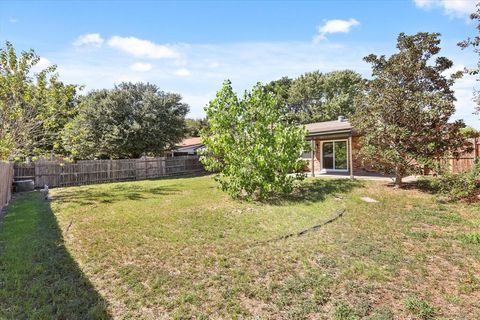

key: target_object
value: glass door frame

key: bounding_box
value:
[320,139,349,172]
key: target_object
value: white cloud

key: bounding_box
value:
[174,68,191,77]
[208,61,222,68]
[45,37,480,129]
[413,0,477,19]
[130,62,153,72]
[31,57,53,73]
[73,33,104,47]
[38,57,52,68]
[314,18,360,43]
[30,57,53,75]
[107,36,179,59]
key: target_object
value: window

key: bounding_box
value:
[321,140,348,171]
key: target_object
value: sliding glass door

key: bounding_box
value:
[322,140,348,171]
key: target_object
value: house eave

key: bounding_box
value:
[306,129,353,138]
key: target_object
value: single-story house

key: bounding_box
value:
[174,117,365,175]
[172,137,205,156]
[175,116,476,176]
[304,116,368,177]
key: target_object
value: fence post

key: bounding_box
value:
[34,162,40,188]
[475,137,478,163]
[145,158,148,179]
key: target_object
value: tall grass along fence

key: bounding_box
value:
[0,161,14,211]
[13,155,204,188]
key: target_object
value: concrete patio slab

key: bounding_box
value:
[304,172,419,182]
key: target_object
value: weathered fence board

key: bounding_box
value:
[0,162,14,212]
[441,157,476,174]
[13,156,204,188]
[442,138,480,173]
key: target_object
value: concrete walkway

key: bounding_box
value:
[305,172,419,182]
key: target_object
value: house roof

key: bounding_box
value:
[305,119,353,136]
[176,137,202,148]
[176,120,353,146]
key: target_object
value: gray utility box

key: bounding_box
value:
[14,180,35,192]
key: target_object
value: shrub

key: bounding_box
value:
[427,162,479,201]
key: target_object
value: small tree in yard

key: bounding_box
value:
[353,32,467,187]
[201,80,309,200]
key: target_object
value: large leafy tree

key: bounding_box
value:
[62,82,189,159]
[353,32,467,187]
[0,41,78,160]
[264,76,293,106]
[201,80,308,200]
[287,70,363,124]
[458,3,480,115]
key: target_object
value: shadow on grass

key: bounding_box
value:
[267,178,364,205]
[53,183,180,205]
[401,178,438,194]
[0,192,110,319]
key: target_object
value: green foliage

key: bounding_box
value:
[264,76,293,106]
[353,32,467,187]
[460,126,480,139]
[457,232,480,244]
[32,73,79,156]
[288,70,363,124]
[429,163,479,201]
[404,296,435,320]
[62,82,189,159]
[185,118,207,137]
[333,301,359,320]
[201,80,309,200]
[0,41,79,160]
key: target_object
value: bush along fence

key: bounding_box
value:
[13,155,204,188]
[0,161,14,212]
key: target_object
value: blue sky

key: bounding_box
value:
[1,0,479,128]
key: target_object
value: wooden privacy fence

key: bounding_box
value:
[0,161,14,212]
[13,156,204,188]
[441,157,476,174]
[441,138,480,174]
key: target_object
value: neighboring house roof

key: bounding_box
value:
[174,137,204,153]
[177,137,202,147]
[305,118,353,137]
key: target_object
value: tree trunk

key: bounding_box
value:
[395,166,403,188]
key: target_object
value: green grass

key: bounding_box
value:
[1,175,479,319]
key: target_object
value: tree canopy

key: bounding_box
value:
[201,80,308,200]
[288,70,363,124]
[0,41,79,160]
[265,70,363,124]
[62,82,189,159]
[185,118,208,137]
[353,32,467,187]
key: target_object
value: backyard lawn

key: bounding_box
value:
[1,175,479,319]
